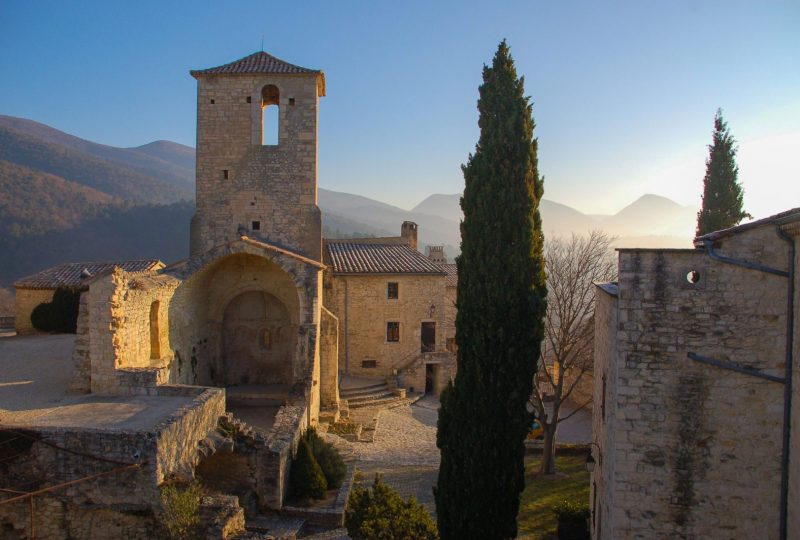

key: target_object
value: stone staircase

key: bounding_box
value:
[339,378,406,410]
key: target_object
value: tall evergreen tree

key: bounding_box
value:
[696,109,751,236]
[435,40,547,540]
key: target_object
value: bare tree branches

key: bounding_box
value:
[532,230,617,474]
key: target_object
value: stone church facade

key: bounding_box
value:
[71,52,336,426]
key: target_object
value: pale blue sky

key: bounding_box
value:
[1,0,797,218]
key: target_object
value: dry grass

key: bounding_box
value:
[517,454,591,539]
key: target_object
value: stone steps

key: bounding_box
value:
[346,393,407,409]
[339,381,390,399]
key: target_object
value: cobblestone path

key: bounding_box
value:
[346,396,441,516]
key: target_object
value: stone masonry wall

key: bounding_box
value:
[0,428,159,539]
[0,387,224,539]
[325,273,447,379]
[192,72,322,261]
[13,288,54,334]
[83,268,180,395]
[591,284,618,540]
[603,224,791,539]
[165,245,321,398]
[319,305,340,411]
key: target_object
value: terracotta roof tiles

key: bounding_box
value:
[441,263,458,287]
[191,51,320,76]
[14,259,163,290]
[326,242,446,275]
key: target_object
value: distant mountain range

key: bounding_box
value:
[0,115,697,286]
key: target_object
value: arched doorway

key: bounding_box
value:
[220,290,293,387]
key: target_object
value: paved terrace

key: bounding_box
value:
[0,334,200,431]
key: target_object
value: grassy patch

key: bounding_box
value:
[517,454,590,539]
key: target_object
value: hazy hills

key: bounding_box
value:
[0,116,196,285]
[0,114,698,286]
[324,190,697,257]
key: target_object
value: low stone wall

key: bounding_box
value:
[281,462,355,528]
[153,386,226,483]
[0,386,225,539]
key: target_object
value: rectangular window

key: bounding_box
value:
[222,169,229,180]
[252,221,261,231]
[387,282,399,299]
[386,322,400,342]
[246,96,252,103]
[362,359,377,369]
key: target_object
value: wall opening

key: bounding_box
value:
[421,322,435,352]
[149,301,161,360]
[261,84,280,146]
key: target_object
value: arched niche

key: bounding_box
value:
[261,84,279,146]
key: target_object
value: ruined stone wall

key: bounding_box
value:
[192,72,322,260]
[591,283,618,540]
[82,269,180,395]
[13,287,54,334]
[325,273,447,379]
[0,387,225,539]
[603,224,791,539]
[0,429,158,539]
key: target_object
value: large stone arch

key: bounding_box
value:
[165,241,322,388]
[220,290,293,386]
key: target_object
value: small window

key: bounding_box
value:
[210,99,215,104]
[252,221,261,231]
[222,169,229,180]
[289,98,296,106]
[362,359,377,369]
[246,96,252,103]
[259,328,271,350]
[387,322,400,342]
[387,282,399,299]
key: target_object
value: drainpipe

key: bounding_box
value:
[777,229,795,540]
[701,235,794,540]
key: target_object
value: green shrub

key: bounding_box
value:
[552,500,590,523]
[289,438,328,501]
[30,287,80,333]
[346,474,438,540]
[304,427,347,489]
[158,481,204,540]
[552,500,590,540]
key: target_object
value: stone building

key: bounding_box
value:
[592,208,800,539]
[12,259,163,334]
[1,50,456,537]
[323,225,456,395]
[2,51,334,537]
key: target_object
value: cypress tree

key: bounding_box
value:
[696,109,751,236]
[435,40,547,539]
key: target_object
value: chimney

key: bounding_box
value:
[427,245,446,264]
[401,221,418,251]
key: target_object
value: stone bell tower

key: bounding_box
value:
[189,51,326,260]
